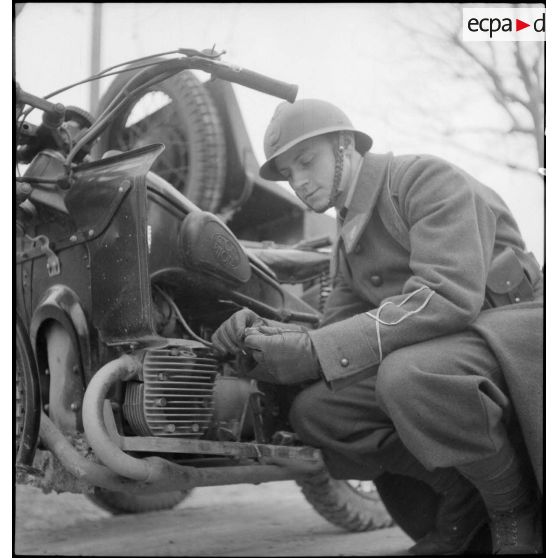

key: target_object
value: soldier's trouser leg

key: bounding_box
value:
[288,345,501,554]
[375,330,537,515]
[375,330,510,468]
[289,375,464,493]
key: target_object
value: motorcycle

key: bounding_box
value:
[15,48,395,532]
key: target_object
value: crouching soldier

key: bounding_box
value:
[212,99,543,554]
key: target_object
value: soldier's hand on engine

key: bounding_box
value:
[211,308,295,356]
[242,325,321,384]
[211,308,265,356]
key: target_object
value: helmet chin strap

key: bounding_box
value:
[328,135,347,208]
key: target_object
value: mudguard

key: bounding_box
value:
[30,285,92,381]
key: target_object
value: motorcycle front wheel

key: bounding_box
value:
[87,488,193,515]
[15,314,41,468]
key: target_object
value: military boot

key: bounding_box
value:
[458,442,542,554]
[489,501,542,554]
[409,477,488,555]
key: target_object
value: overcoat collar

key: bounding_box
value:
[340,152,393,254]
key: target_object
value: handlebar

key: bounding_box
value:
[137,56,298,103]
[205,60,298,103]
[16,49,299,168]
[16,86,64,115]
[18,53,298,115]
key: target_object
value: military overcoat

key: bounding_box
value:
[309,152,542,390]
[305,151,543,487]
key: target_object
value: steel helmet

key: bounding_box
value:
[259,99,373,181]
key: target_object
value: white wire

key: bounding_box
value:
[365,285,435,361]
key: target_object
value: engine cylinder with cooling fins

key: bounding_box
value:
[123,345,218,437]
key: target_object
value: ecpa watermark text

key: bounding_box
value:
[463,7,545,41]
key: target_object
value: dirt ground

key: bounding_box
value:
[15,481,413,556]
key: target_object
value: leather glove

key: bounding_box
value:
[242,325,321,385]
[211,308,292,356]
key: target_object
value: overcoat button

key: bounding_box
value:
[340,358,349,367]
[370,274,383,287]
[354,243,362,254]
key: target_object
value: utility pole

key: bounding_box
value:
[89,3,103,115]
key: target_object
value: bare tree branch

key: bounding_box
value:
[388,4,544,174]
[486,86,524,131]
[373,114,538,177]
[443,142,539,176]
[448,31,530,109]
[514,43,533,96]
[531,42,544,92]
[488,42,498,70]
[444,126,534,136]
[392,18,446,45]
[513,42,544,166]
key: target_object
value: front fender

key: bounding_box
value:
[30,285,92,382]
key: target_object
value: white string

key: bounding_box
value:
[374,304,385,362]
[365,286,436,361]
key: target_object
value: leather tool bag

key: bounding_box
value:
[485,247,536,308]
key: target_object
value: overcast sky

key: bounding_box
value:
[14,3,545,261]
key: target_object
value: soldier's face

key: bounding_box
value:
[275,136,336,213]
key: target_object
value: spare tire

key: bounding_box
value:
[97,67,226,212]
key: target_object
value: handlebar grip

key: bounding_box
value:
[211,64,298,103]
[16,85,65,115]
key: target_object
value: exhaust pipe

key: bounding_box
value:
[82,354,156,481]
[76,354,312,491]
[39,411,185,494]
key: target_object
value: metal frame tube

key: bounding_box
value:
[39,411,298,493]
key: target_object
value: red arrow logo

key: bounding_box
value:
[516,18,530,31]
